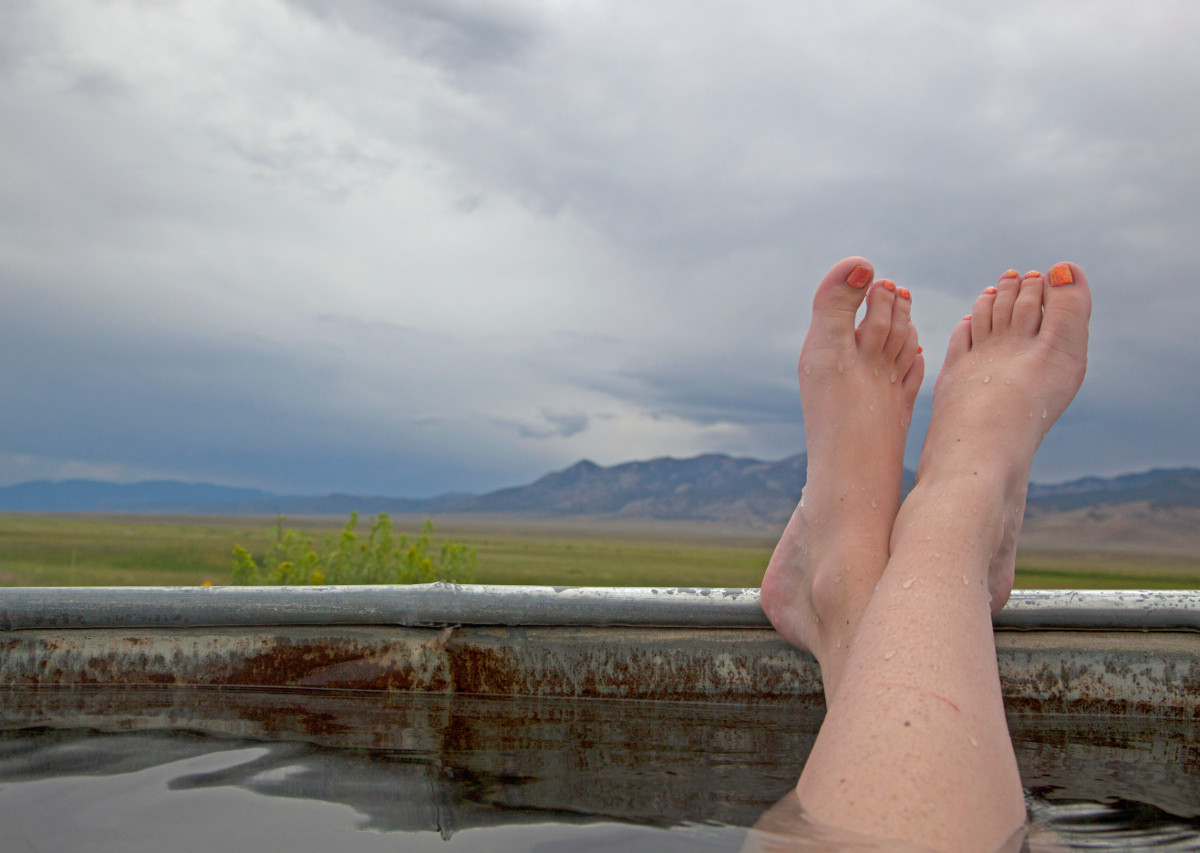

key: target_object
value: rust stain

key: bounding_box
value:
[0,627,1194,717]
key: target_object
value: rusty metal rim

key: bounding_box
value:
[1,585,1197,632]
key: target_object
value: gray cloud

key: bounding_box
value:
[1,0,1198,495]
[499,409,590,440]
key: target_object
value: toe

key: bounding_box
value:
[971,284,998,342]
[902,336,925,396]
[946,315,972,359]
[857,280,897,354]
[1041,262,1092,353]
[896,319,921,383]
[991,271,1024,332]
[811,257,874,342]
[1011,271,1045,335]
[882,286,912,360]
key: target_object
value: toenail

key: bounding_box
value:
[898,287,911,300]
[1001,269,1020,279]
[1048,263,1074,287]
[880,279,896,292]
[846,265,873,288]
[917,345,923,354]
[1022,270,1041,280]
[984,286,998,295]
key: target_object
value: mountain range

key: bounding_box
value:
[2,455,1199,523]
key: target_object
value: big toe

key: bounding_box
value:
[811,257,874,340]
[1041,262,1092,352]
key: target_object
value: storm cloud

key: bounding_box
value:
[1,0,1197,496]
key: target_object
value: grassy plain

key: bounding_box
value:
[0,511,1197,589]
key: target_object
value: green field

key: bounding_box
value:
[0,513,1197,589]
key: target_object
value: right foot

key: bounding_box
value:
[910,264,1091,612]
[761,257,924,693]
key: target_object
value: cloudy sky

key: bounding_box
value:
[2,0,1198,498]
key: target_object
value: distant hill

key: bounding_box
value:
[0,479,281,513]
[1025,468,1200,511]
[1,458,1198,521]
[445,454,829,523]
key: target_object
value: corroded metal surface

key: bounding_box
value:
[0,624,1196,715]
[3,586,1197,631]
[997,631,1200,717]
[0,626,825,704]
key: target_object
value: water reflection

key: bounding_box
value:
[0,688,1197,851]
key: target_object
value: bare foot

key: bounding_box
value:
[911,264,1091,612]
[760,257,924,694]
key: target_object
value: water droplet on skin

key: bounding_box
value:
[902,578,915,589]
[890,370,898,383]
[969,736,979,747]
[1028,411,1034,418]
[874,367,879,378]
[1004,378,1012,385]
[1042,407,1049,419]
[837,361,845,374]
[870,498,878,508]
[803,365,812,375]
[835,638,841,649]
[983,376,991,384]
[884,650,896,660]
[962,575,969,585]
[934,552,940,559]
[987,357,994,364]
[869,404,874,411]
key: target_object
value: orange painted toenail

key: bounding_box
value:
[917,345,923,354]
[984,286,998,295]
[1022,270,1041,280]
[846,265,872,288]
[1048,263,1074,287]
[880,280,896,292]
[1001,269,1020,279]
[898,287,911,300]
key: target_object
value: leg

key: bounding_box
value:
[760,257,923,695]
[794,265,1091,852]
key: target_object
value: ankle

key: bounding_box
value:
[915,452,1030,506]
[891,476,1014,557]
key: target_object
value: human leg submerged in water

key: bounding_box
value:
[757,261,1092,852]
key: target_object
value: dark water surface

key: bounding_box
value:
[0,688,1197,851]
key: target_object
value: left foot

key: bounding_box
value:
[760,257,924,694]
[912,263,1091,613]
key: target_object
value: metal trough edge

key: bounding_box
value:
[0,588,1197,716]
[1,586,1197,631]
[0,626,1196,717]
